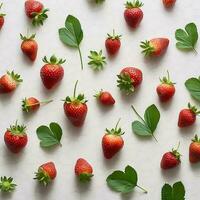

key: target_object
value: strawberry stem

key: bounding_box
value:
[78,46,83,70]
[136,185,148,193]
[131,105,146,124]
[40,99,53,105]
[114,118,121,131]
[73,80,79,98]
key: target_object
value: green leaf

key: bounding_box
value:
[132,121,152,136]
[144,104,160,133]
[36,122,62,148]
[175,23,198,51]
[185,77,200,102]
[161,181,185,200]
[106,165,137,193]
[58,15,84,69]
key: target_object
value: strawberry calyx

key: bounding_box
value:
[140,40,155,56]
[88,50,106,71]
[192,134,200,143]
[95,0,105,3]
[20,33,36,41]
[107,30,121,40]
[43,55,66,65]
[117,73,134,94]
[125,0,144,8]
[7,121,26,136]
[0,176,17,192]
[171,142,181,161]
[94,89,103,99]
[0,3,6,17]
[7,71,23,84]
[32,8,49,26]
[79,173,93,182]
[188,103,200,115]
[64,80,87,104]
[159,71,175,85]
[34,168,51,186]
[105,119,125,136]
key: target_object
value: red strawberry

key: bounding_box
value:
[25,0,49,26]
[0,71,23,93]
[75,158,93,182]
[117,67,143,94]
[22,97,53,112]
[105,30,121,55]
[63,81,88,127]
[161,143,181,169]
[0,3,5,30]
[102,119,124,159]
[178,103,200,128]
[140,38,169,57]
[163,0,176,8]
[20,33,38,61]
[189,135,200,163]
[124,0,144,29]
[156,71,175,102]
[40,55,65,89]
[4,122,28,153]
[94,90,115,106]
[34,162,57,186]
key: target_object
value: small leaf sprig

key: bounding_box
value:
[36,122,63,148]
[88,50,106,71]
[0,176,17,193]
[175,22,198,53]
[59,15,84,70]
[185,76,200,102]
[131,104,160,141]
[106,165,147,194]
[161,181,185,200]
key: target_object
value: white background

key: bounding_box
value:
[0,0,200,199]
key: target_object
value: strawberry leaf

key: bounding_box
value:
[131,105,160,140]
[106,165,147,194]
[58,15,84,69]
[162,181,185,200]
[175,23,198,52]
[36,122,62,148]
[185,77,200,102]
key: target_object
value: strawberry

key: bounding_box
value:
[124,0,144,29]
[163,0,176,8]
[34,162,57,186]
[117,67,143,94]
[189,135,200,163]
[0,177,17,192]
[140,38,169,57]
[25,0,49,26]
[22,97,53,112]
[156,71,175,102]
[94,90,115,106]
[105,30,121,55]
[4,122,28,153]
[20,33,38,61]
[0,71,23,93]
[178,103,200,128]
[102,119,124,159]
[161,143,181,169]
[40,55,65,89]
[63,81,88,127]
[0,3,5,30]
[75,158,93,182]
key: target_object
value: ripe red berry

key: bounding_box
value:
[95,90,115,106]
[0,3,6,30]
[163,0,176,8]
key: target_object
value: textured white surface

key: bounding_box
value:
[0,0,200,199]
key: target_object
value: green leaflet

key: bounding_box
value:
[59,15,84,69]
[175,23,198,52]
[131,104,160,140]
[185,77,200,102]
[36,122,62,148]
[162,181,185,200]
[106,165,147,194]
